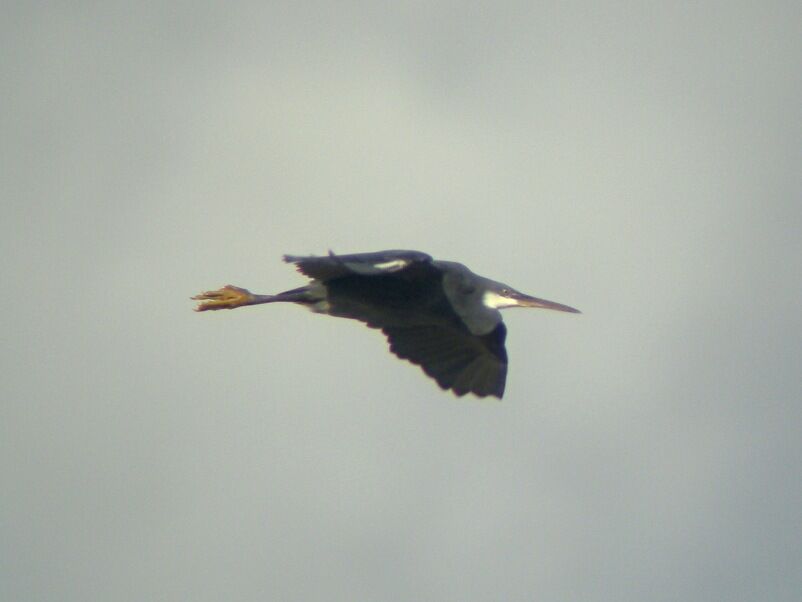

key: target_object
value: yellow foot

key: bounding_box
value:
[192,285,255,311]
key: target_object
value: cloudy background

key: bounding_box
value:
[3,2,800,601]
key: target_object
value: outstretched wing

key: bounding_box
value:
[284,250,433,281]
[284,249,508,398]
[382,323,508,399]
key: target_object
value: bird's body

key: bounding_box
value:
[193,250,579,398]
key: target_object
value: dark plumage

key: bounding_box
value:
[193,250,579,399]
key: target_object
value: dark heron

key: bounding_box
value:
[193,250,579,399]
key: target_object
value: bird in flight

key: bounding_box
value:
[193,250,579,399]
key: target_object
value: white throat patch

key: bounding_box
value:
[482,290,516,309]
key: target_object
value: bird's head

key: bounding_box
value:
[481,283,580,313]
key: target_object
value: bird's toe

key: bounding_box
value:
[192,285,254,311]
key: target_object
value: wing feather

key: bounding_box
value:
[383,323,508,398]
[284,250,433,281]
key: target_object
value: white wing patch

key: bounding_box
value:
[372,259,408,270]
[344,259,409,274]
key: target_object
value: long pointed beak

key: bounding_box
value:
[514,293,581,313]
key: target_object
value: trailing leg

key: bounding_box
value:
[192,284,314,311]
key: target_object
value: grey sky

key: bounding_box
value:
[2,3,801,601]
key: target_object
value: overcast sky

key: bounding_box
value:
[2,3,801,601]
